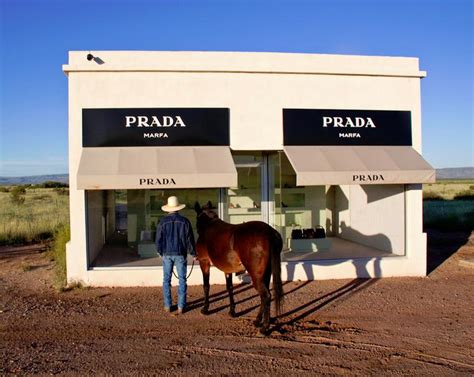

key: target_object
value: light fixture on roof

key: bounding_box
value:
[86,53,105,65]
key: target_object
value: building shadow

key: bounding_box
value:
[425,228,472,274]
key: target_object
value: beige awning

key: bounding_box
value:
[77,146,237,190]
[284,146,436,185]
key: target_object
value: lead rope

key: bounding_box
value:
[172,258,196,280]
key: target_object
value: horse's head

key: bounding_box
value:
[194,201,219,236]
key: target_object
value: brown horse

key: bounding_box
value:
[194,202,283,335]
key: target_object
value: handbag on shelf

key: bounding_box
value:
[303,228,316,239]
[315,225,326,239]
[291,228,303,239]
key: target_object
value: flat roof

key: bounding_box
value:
[63,51,426,78]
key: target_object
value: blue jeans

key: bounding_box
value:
[162,255,187,309]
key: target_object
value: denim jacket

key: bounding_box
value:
[155,212,196,257]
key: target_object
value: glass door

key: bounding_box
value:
[226,153,263,224]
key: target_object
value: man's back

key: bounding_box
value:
[156,212,196,257]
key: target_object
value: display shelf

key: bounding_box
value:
[288,238,332,252]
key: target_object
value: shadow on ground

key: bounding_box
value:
[425,228,472,274]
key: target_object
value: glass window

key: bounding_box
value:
[86,188,219,268]
[269,152,406,259]
[270,152,327,250]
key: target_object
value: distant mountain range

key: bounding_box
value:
[0,174,69,185]
[0,168,472,185]
[436,167,474,180]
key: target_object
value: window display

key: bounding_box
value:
[86,188,219,267]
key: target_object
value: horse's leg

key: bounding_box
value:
[225,273,236,317]
[254,278,271,335]
[199,259,211,315]
[253,280,265,328]
[253,300,264,328]
[253,266,272,328]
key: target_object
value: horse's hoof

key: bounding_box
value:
[259,327,270,336]
[201,307,210,315]
[253,319,262,328]
[229,311,237,318]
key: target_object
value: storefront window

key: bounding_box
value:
[269,152,406,259]
[86,188,218,267]
[270,152,327,250]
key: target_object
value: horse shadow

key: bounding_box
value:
[186,276,376,335]
[186,281,295,316]
[186,282,254,313]
[231,277,377,334]
[269,278,378,334]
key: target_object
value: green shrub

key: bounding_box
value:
[10,186,26,205]
[454,190,474,200]
[42,181,68,188]
[423,192,444,201]
[51,224,70,290]
[54,188,69,196]
[0,186,10,193]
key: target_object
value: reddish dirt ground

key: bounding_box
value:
[1,230,473,375]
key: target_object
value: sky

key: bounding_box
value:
[0,0,472,176]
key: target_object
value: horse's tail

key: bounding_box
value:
[270,228,284,316]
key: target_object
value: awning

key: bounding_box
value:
[77,146,237,190]
[284,146,435,186]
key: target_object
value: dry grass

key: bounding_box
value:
[50,223,70,290]
[0,187,69,245]
[423,180,474,200]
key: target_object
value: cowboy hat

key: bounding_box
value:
[161,196,186,212]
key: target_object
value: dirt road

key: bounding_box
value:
[1,231,473,375]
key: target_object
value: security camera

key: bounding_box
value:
[87,53,94,61]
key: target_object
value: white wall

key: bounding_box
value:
[335,185,405,254]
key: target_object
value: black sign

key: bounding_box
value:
[83,108,230,147]
[283,109,412,146]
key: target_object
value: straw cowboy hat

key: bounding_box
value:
[161,196,186,212]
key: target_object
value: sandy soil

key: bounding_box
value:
[1,230,473,376]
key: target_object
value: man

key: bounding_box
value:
[156,196,196,314]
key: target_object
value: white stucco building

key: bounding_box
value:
[63,51,434,286]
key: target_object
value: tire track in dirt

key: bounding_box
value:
[270,333,474,373]
[159,343,340,374]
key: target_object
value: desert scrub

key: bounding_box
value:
[51,223,70,290]
[9,186,26,205]
[424,199,474,231]
[0,188,69,245]
[424,180,474,200]
[423,191,444,201]
[454,190,474,200]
